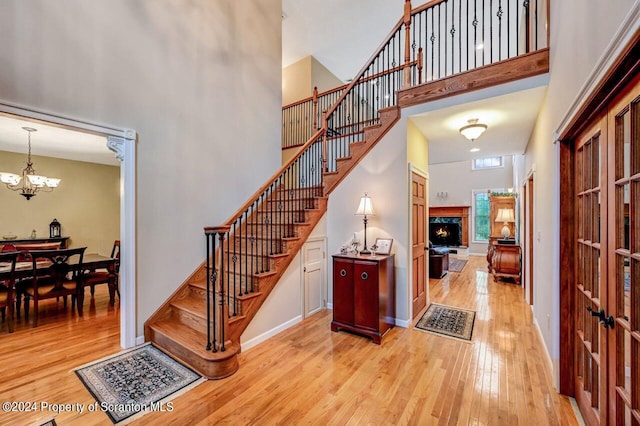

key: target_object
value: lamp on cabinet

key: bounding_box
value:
[355,193,375,255]
[495,208,515,239]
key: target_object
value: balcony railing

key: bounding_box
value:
[282,0,547,150]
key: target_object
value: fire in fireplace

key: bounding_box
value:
[429,220,462,247]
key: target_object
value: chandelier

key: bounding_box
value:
[0,127,61,200]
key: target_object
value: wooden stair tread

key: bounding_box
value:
[171,294,206,318]
[150,320,238,362]
[237,291,262,301]
[143,106,397,379]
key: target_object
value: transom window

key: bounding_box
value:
[472,156,503,170]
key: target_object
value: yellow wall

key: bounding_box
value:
[282,57,313,106]
[0,151,120,255]
[282,55,344,106]
[407,118,428,172]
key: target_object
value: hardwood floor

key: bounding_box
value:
[0,256,578,425]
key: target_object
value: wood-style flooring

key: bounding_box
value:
[0,256,578,425]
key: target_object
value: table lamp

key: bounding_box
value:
[355,193,375,254]
[495,208,515,239]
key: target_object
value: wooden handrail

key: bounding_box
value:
[282,85,348,110]
[411,0,448,15]
[323,16,406,122]
[205,128,326,232]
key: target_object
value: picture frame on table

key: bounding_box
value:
[374,238,393,255]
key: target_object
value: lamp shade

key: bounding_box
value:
[495,208,515,223]
[355,193,375,216]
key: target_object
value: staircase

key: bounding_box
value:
[145,0,548,379]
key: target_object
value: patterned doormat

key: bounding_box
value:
[415,303,476,342]
[74,343,205,424]
[448,258,468,272]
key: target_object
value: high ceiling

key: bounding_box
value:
[0,1,547,167]
[283,0,548,164]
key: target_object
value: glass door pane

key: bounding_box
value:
[612,94,640,425]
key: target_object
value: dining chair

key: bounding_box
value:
[85,240,120,298]
[18,247,86,327]
[0,252,19,333]
[14,242,62,261]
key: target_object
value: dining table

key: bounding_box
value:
[0,253,119,307]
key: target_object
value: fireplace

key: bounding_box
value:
[429,220,462,247]
[428,206,470,247]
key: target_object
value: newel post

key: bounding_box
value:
[402,0,413,89]
[312,86,319,130]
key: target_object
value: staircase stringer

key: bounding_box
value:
[227,196,328,343]
[231,104,401,341]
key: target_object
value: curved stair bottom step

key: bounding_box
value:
[147,320,240,380]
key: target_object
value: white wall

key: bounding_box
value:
[327,121,410,324]
[522,0,636,386]
[429,156,514,254]
[241,214,327,348]
[0,0,282,336]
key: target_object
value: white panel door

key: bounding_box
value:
[303,239,325,318]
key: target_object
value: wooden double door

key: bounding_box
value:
[572,75,640,425]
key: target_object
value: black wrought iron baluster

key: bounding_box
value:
[431,7,435,80]
[206,232,212,351]
[534,0,538,50]
[474,0,478,68]
[269,184,273,255]
[218,232,226,352]
[489,0,493,63]
[232,222,236,316]
[288,168,293,235]
[259,194,265,273]
[506,0,510,57]
[228,225,231,312]
[242,210,246,295]
[459,0,462,72]
[250,203,256,281]
[497,0,503,60]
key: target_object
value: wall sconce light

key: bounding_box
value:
[355,193,374,255]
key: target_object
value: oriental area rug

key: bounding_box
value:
[448,258,468,272]
[415,303,476,342]
[74,343,204,424]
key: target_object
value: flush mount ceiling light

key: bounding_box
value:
[0,127,61,200]
[459,118,488,141]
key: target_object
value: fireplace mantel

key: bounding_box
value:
[429,206,470,247]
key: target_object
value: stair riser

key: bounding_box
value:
[246,213,308,224]
[267,192,322,202]
[147,326,239,380]
[231,238,287,253]
[170,305,207,333]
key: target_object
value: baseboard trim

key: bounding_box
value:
[241,315,303,351]
[395,318,410,328]
[532,315,557,391]
[135,335,145,346]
